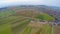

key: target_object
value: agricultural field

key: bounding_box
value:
[0,8,59,34]
[0,15,31,34]
[0,23,12,34]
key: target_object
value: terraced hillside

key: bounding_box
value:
[0,16,31,34]
[0,7,59,34]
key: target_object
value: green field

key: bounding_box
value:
[40,24,52,34]
[0,10,15,17]
[0,23,12,34]
[22,26,32,34]
[35,14,54,21]
[0,15,31,34]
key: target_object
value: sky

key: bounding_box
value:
[0,0,60,8]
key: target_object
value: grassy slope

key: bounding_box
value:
[0,16,22,25]
[0,16,19,34]
[35,14,54,21]
[0,23,12,34]
[0,10,15,17]
[0,8,53,34]
[0,9,31,34]
[22,26,32,34]
[22,24,52,34]
[12,19,30,31]
[0,16,31,34]
[40,24,52,34]
[0,10,15,34]
[30,27,41,34]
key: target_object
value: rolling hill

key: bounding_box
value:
[0,5,60,34]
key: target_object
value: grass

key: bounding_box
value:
[12,18,30,34]
[0,10,15,34]
[30,27,41,34]
[0,15,30,34]
[40,24,52,34]
[0,10,15,17]
[22,26,32,34]
[35,14,54,21]
[0,23,12,34]
[0,15,52,34]
[0,16,22,25]
[0,9,53,34]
